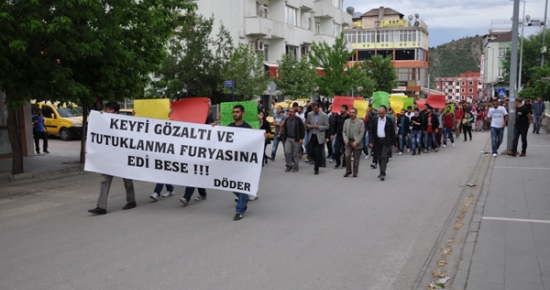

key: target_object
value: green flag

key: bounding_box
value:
[372,91,390,109]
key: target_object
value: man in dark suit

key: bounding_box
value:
[306,102,329,175]
[369,105,396,181]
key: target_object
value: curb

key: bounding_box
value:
[0,164,85,192]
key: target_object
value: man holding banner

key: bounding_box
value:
[88,102,136,215]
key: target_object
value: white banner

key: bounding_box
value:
[84,111,264,195]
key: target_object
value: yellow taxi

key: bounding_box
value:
[31,101,83,140]
[266,100,308,139]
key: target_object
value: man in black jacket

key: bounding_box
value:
[396,109,411,155]
[423,106,440,153]
[330,104,350,169]
[369,105,396,181]
[279,108,305,172]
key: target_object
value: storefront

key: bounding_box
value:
[0,91,34,159]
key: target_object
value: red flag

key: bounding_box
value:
[170,98,210,124]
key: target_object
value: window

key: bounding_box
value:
[285,6,298,26]
[446,81,452,86]
[498,68,505,77]
[456,89,460,93]
[357,50,374,61]
[376,31,393,43]
[345,31,356,43]
[286,45,298,58]
[468,81,473,86]
[468,88,474,93]
[264,45,269,61]
[447,89,453,93]
[461,81,465,85]
[461,88,465,93]
[301,46,309,56]
[395,49,415,61]
[332,0,340,9]
[333,23,341,37]
[359,31,375,43]
[316,22,320,34]
[498,47,509,57]
[42,106,55,119]
[308,16,312,30]
[257,2,268,18]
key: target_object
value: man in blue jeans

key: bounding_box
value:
[487,99,508,157]
[532,97,546,134]
[410,108,423,155]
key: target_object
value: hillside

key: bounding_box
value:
[428,35,484,88]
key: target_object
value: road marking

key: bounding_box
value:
[483,216,550,224]
[493,167,550,170]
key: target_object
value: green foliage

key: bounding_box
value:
[363,55,398,93]
[310,32,358,97]
[274,54,319,100]
[220,43,268,101]
[145,12,235,101]
[518,66,550,101]
[428,36,483,88]
[0,0,195,108]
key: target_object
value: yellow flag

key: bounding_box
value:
[134,99,171,120]
[354,100,370,119]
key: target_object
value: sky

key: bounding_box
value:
[345,0,549,47]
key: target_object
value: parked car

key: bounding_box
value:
[31,101,83,141]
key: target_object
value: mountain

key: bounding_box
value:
[428,35,484,88]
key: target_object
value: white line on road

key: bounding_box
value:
[482,216,550,224]
[493,167,550,170]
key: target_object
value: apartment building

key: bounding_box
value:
[344,6,429,96]
[435,71,483,102]
[197,0,352,70]
[483,31,512,98]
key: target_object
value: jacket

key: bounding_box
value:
[281,116,305,142]
[343,118,365,149]
[422,113,440,132]
[396,116,410,135]
[306,111,330,144]
[369,116,396,147]
[331,113,350,137]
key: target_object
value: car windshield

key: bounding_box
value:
[57,107,83,117]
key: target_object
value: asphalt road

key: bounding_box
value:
[0,132,491,290]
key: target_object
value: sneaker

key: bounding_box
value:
[370,163,377,169]
[412,151,417,156]
[249,196,257,201]
[424,149,428,153]
[452,143,455,147]
[398,152,403,155]
[364,155,369,160]
[195,195,207,201]
[150,192,159,201]
[442,144,446,148]
[492,153,497,157]
[180,198,188,207]
[88,207,106,215]
[434,148,438,152]
[285,167,292,172]
[292,167,298,172]
[334,165,340,169]
[44,150,50,153]
[122,202,136,210]
[233,214,244,221]
[329,159,334,163]
[407,148,410,153]
[162,191,174,197]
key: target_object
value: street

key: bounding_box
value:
[0,133,492,290]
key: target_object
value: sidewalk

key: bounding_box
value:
[0,154,82,185]
[458,130,550,290]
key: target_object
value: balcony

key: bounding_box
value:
[245,16,313,44]
[313,1,352,26]
[300,0,314,11]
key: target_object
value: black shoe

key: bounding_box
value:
[334,164,340,169]
[88,207,106,215]
[244,206,248,212]
[234,198,238,203]
[314,170,319,175]
[380,175,385,181]
[44,150,50,153]
[122,202,136,210]
[233,214,244,221]
[36,151,40,154]
[412,151,416,156]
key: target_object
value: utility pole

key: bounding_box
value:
[518,1,527,92]
[507,0,520,153]
[542,0,549,66]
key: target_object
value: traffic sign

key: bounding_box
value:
[224,80,234,87]
[497,88,506,98]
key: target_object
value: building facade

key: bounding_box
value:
[197,0,352,69]
[483,31,512,99]
[435,71,483,102]
[344,6,429,95]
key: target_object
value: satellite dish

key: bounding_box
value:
[415,13,420,19]
[414,21,420,27]
[408,15,414,21]
[346,6,355,15]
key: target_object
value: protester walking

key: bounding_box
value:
[270,106,286,161]
[508,97,532,157]
[442,105,455,148]
[369,106,396,181]
[343,108,365,177]
[396,109,411,155]
[487,99,508,157]
[532,97,546,134]
[150,183,174,201]
[410,108,423,155]
[306,102,329,175]
[462,107,473,142]
[423,106,440,152]
[258,111,272,166]
[330,105,349,169]
[280,107,305,172]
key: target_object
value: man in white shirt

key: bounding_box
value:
[487,99,508,157]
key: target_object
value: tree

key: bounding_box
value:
[274,53,319,100]
[349,62,376,98]
[364,55,398,93]
[0,0,195,173]
[146,12,221,100]
[518,66,550,101]
[220,43,268,101]
[310,32,358,97]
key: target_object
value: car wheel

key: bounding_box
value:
[60,128,72,141]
